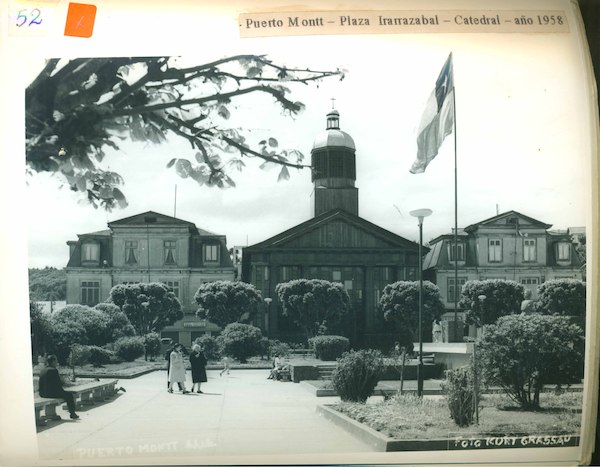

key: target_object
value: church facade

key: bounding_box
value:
[242,110,422,348]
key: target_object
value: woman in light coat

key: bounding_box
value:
[168,344,188,393]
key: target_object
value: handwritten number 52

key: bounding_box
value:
[16,8,43,27]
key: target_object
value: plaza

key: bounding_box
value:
[36,369,377,464]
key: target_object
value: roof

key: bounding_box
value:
[312,108,356,151]
[428,229,468,245]
[463,210,552,233]
[78,229,111,238]
[107,210,218,236]
[312,129,356,150]
[108,211,196,228]
[245,208,422,251]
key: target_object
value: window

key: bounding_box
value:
[280,266,301,282]
[488,239,502,262]
[81,281,100,306]
[520,277,539,286]
[447,277,467,303]
[373,267,394,306]
[332,270,342,281]
[521,277,540,299]
[253,265,269,294]
[164,280,180,298]
[82,243,100,262]
[164,240,176,265]
[448,242,465,261]
[523,238,536,262]
[557,242,571,261]
[125,241,138,265]
[203,244,219,262]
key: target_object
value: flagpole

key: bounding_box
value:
[453,71,459,342]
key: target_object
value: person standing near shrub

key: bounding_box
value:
[38,355,79,420]
[189,345,207,394]
[168,344,188,394]
[219,356,231,376]
[432,319,443,343]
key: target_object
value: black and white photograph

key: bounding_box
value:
[1,0,598,465]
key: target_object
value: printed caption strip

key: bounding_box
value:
[8,1,97,37]
[239,10,569,37]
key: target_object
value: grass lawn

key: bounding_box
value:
[33,355,274,380]
[332,392,582,439]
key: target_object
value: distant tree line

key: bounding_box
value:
[29,267,66,301]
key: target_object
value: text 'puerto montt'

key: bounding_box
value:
[239,10,569,37]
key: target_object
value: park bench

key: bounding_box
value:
[34,379,119,426]
[289,349,314,358]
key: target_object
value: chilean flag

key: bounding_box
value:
[410,53,455,174]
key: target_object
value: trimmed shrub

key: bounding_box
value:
[194,335,221,361]
[143,332,162,360]
[48,320,88,365]
[69,344,92,367]
[114,336,145,362]
[94,303,136,340]
[217,323,263,363]
[332,349,385,403]
[441,366,476,427]
[478,314,584,409]
[87,346,114,367]
[534,279,586,317]
[308,335,349,361]
[460,280,524,326]
[268,339,292,358]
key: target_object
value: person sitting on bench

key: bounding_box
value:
[268,355,288,380]
[38,355,79,420]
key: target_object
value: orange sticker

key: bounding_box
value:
[64,2,96,38]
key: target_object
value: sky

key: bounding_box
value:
[20,7,594,269]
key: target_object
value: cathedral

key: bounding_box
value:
[241,109,422,348]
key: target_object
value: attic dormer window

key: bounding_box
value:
[448,241,465,261]
[81,242,100,263]
[557,242,571,261]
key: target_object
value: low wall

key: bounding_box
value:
[289,364,320,383]
[380,363,443,381]
[289,362,443,383]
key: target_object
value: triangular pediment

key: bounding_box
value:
[108,211,196,228]
[464,210,552,232]
[247,209,419,250]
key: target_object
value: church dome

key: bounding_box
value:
[312,109,356,151]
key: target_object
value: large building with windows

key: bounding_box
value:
[423,210,585,313]
[241,110,422,348]
[65,211,235,346]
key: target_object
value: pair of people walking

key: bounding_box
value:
[167,344,207,394]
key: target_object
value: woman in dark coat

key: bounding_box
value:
[189,344,207,393]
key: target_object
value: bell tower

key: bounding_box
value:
[311,109,359,217]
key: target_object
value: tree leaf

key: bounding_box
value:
[175,159,192,178]
[166,158,176,168]
[246,67,261,78]
[277,166,290,182]
[228,159,245,172]
[268,137,278,148]
[218,105,230,119]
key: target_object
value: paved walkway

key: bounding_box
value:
[36,369,375,464]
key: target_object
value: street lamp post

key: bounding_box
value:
[410,208,432,398]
